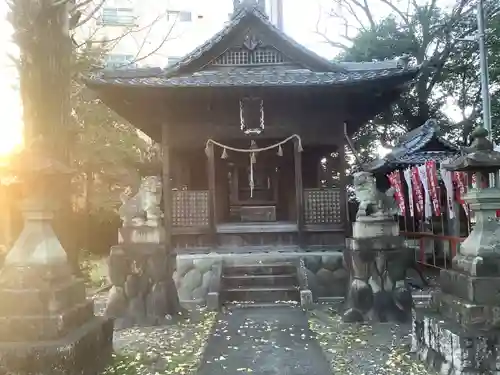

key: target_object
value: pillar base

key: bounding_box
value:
[343,218,413,323]
[0,317,113,375]
[343,244,413,323]
[0,264,114,375]
[412,308,500,374]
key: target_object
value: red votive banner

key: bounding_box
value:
[425,161,441,216]
[453,171,469,217]
[411,167,425,217]
[388,171,406,216]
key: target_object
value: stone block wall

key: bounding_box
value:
[302,252,349,299]
[174,253,222,310]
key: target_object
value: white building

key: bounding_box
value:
[80,0,284,69]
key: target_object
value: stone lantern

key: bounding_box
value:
[0,141,113,375]
[412,126,500,374]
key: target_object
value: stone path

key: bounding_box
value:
[196,306,331,375]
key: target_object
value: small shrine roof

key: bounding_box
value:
[364,119,462,173]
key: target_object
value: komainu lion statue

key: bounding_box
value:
[353,171,398,218]
[119,176,162,227]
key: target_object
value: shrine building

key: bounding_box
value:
[84,2,419,254]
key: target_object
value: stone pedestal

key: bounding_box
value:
[0,205,113,375]
[343,216,413,322]
[411,127,500,374]
[106,243,178,328]
[412,189,500,374]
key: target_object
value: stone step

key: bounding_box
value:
[222,262,296,277]
[222,273,298,288]
[221,286,300,304]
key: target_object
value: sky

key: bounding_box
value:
[0,0,468,157]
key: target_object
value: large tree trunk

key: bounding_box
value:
[11,0,77,272]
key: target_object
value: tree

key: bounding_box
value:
[319,0,500,152]
[7,0,184,314]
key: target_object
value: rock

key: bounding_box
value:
[316,268,336,286]
[137,271,150,295]
[192,286,208,301]
[181,268,203,292]
[193,257,218,274]
[146,281,168,318]
[105,286,127,318]
[147,253,167,282]
[176,258,194,277]
[124,274,141,298]
[330,280,348,297]
[304,256,321,273]
[107,247,129,286]
[127,295,146,323]
[177,285,192,301]
[201,270,214,290]
[173,270,180,288]
[343,307,364,323]
[332,268,349,281]
[322,254,343,271]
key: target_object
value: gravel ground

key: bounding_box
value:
[90,291,216,375]
[309,305,437,375]
[197,306,332,375]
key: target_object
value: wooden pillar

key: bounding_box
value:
[294,138,304,242]
[161,124,173,267]
[338,144,350,237]
[207,142,217,240]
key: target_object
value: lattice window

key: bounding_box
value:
[304,189,342,225]
[212,47,287,66]
[172,191,210,227]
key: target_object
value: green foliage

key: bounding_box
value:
[70,45,151,213]
[327,0,500,154]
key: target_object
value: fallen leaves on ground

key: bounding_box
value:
[102,310,217,375]
[308,308,437,375]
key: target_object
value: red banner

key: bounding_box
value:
[425,161,441,216]
[453,172,469,216]
[411,167,424,217]
[388,171,406,216]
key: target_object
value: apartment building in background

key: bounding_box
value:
[81,0,285,69]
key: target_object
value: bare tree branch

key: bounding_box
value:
[72,0,106,29]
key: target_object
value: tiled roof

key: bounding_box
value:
[86,66,419,88]
[364,119,462,172]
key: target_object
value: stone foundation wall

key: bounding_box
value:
[174,253,222,310]
[106,248,349,327]
[302,252,349,299]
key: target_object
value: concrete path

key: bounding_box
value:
[196,306,331,375]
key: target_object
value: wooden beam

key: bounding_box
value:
[294,138,304,243]
[206,142,217,241]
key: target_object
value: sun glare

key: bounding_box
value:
[0,2,23,160]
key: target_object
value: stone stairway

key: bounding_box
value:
[221,262,300,305]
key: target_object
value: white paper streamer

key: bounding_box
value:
[403,168,414,217]
[417,165,432,219]
[440,161,455,219]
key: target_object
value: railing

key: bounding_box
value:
[401,231,466,270]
